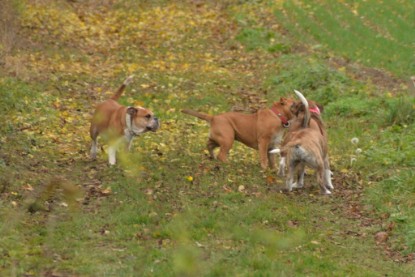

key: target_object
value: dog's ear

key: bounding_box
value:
[317,103,324,113]
[290,101,303,116]
[279,97,287,105]
[127,107,138,116]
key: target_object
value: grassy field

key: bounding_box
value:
[274,0,414,77]
[1,0,414,276]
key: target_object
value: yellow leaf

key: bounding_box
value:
[23,184,34,191]
[338,66,346,73]
[101,187,112,195]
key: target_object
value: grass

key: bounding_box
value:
[274,0,415,77]
[264,54,354,105]
[1,0,415,275]
[236,27,291,53]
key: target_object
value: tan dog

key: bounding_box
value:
[90,76,159,165]
[277,90,333,194]
[182,98,294,169]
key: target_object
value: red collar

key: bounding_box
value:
[270,107,290,127]
[309,106,320,115]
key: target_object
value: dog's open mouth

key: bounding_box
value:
[146,124,159,132]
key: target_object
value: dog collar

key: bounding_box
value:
[270,107,290,128]
[309,106,320,115]
[125,108,140,136]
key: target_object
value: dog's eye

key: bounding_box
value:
[145,114,152,119]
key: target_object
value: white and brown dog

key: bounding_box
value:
[90,76,159,165]
[182,98,294,170]
[275,90,333,194]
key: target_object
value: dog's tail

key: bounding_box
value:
[181,109,213,122]
[294,90,310,128]
[111,75,134,101]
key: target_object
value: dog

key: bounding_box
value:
[89,75,159,165]
[274,93,326,176]
[276,90,333,194]
[182,97,294,170]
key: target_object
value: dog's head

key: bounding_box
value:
[126,106,159,135]
[271,97,295,118]
[290,99,323,117]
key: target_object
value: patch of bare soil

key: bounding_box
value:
[328,57,409,95]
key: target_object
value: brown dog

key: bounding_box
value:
[182,98,294,169]
[278,90,333,194]
[90,76,159,165]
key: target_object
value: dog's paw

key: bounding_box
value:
[321,189,332,195]
[292,182,304,189]
[286,183,295,192]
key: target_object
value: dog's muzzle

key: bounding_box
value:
[147,117,159,132]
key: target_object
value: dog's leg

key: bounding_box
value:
[90,126,99,160]
[216,140,233,163]
[108,137,125,165]
[268,148,281,171]
[267,152,276,169]
[325,169,333,190]
[258,139,270,170]
[278,156,286,176]
[324,156,334,191]
[286,160,297,191]
[293,164,305,188]
[207,139,219,159]
[217,145,231,162]
[90,140,97,159]
[317,167,331,195]
[108,145,117,165]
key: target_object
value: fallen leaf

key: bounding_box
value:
[266,175,275,185]
[223,185,232,192]
[23,184,34,191]
[101,187,112,195]
[375,231,388,244]
[288,220,299,228]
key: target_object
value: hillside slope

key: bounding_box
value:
[1,0,414,275]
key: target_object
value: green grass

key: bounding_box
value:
[365,168,415,254]
[274,0,415,77]
[264,54,354,105]
[1,0,415,276]
[236,27,291,54]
